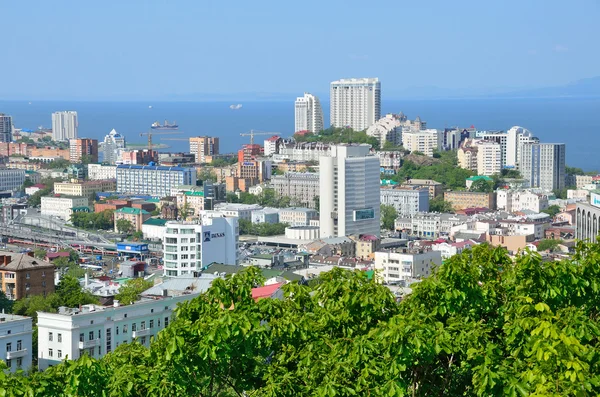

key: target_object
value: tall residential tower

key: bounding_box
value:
[520,143,566,192]
[0,113,13,143]
[294,93,324,134]
[330,78,380,131]
[102,129,126,164]
[52,111,78,141]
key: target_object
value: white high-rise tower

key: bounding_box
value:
[103,129,126,164]
[52,111,78,141]
[330,78,381,131]
[294,93,324,134]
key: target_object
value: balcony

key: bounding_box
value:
[78,339,100,349]
[132,329,150,338]
[6,349,28,359]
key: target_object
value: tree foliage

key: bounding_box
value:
[226,188,292,208]
[239,219,288,236]
[537,238,563,252]
[380,204,398,230]
[115,278,153,305]
[116,219,134,234]
[293,126,380,149]
[470,178,494,193]
[542,204,561,217]
[430,196,454,212]
[389,151,474,190]
[71,210,114,230]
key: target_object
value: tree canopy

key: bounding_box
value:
[115,278,154,305]
[380,204,398,230]
[294,126,380,150]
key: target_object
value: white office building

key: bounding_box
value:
[0,313,33,373]
[37,295,197,370]
[505,126,540,169]
[41,196,89,220]
[374,250,442,284]
[0,169,26,192]
[294,93,324,134]
[116,165,197,198]
[0,113,13,143]
[366,114,403,148]
[163,212,239,277]
[320,144,380,238]
[330,78,381,131]
[380,186,429,217]
[102,129,126,165]
[87,164,117,180]
[520,143,566,192]
[402,129,442,157]
[278,207,318,226]
[52,111,78,141]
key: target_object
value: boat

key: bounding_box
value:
[151,120,178,130]
[230,104,243,110]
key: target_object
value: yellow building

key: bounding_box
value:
[444,191,496,211]
[54,179,117,197]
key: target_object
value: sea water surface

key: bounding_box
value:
[0,97,598,170]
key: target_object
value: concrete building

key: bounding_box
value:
[476,130,508,167]
[52,111,78,141]
[121,149,158,165]
[0,169,26,192]
[374,249,441,284]
[444,191,496,211]
[41,196,89,221]
[189,136,219,163]
[69,138,99,163]
[0,313,33,373]
[520,143,566,192]
[402,129,442,157]
[54,180,116,197]
[408,212,442,238]
[377,151,404,171]
[214,203,262,221]
[380,185,429,217]
[506,126,537,169]
[320,144,380,238]
[0,252,55,300]
[496,190,549,213]
[295,93,324,134]
[271,172,320,208]
[116,165,196,198]
[263,136,281,157]
[141,218,167,240]
[401,179,443,199]
[175,191,211,218]
[458,139,502,176]
[366,114,403,147]
[330,78,381,131]
[0,113,13,143]
[37,294,199,370]
[114,207,151,232]
[163,212,239,277]
[102,129,126,165]
[576,192,600,241]
[351,234,381,260]
[87,164,117,180]
[278,207,318,226]
[251,208,280,224]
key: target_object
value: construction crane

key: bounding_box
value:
[240,129,278,146]
[139,130,182,151]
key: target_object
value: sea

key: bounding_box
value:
[0,97,598,171]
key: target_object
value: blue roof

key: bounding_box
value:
[117,164,193,172]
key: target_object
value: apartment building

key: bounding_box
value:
[175,191,210,217]
[520,143,566,192]
[69,138,98,163]
[102,129,126,165]
[401,129,442,157]
[52,111,78,141]
[121,149,158,165]
[116,165,196,198]
[271,172,319,208]
[377,151,404,171]
[0,314,33,373]
[278,207,318,226]
[444,191,496,211]
[374,249,442,284]
[189,136,219,163]
[0,113,13,143]
[0,169,26,192]
[54,180,116,197]
[366,114,403,147]
[380,186,429,217]
[401,179,443,199]
[0,252,55,300]
[87,164,117,180]
[458,139,502,176]
[263,136,281,157]
[114,207,151,232]
[330,78,381,131]
[41,196,89,220]
[214,203,262,221]
[496,190,549,213]
[295,93,324,134]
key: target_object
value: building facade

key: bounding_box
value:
[575,193,600,241]
[87,164,117,180]
[0,252,55,300]
[330,78,381,131]
[374,250,442,284]
[444,191,496,211]
[271,172,320,208]
[278,207,318,226]
[320,145,380,238]
[402,129,442,157]
[41,196,89,220]
[114,207,151,232]
[121,149,158,165]
[0,169,26,192]
[54,180,116,197]
[116,165,197,197]
[294,93,324,134]
[520,143,566,192]
[69,138,99,163]
[380,186,429,217]
[189,136,219,163]
[0,314,33,373]
[52,111,78,141]
[0,113,13,143]
[366,114,403,148]
[102,129,126,165]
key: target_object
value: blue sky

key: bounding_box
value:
[2,0,598,100]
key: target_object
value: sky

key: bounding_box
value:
[1,0,599,100]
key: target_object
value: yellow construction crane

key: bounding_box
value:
[139,130,182,151]
[240,129,278,146]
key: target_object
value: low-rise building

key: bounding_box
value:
[496,190,549,213]
[271,172,320,209]
[410,212,442,238]
[444,191,496,211]
[401,129,442,157]
[377,151,404,171]
[87,164,117,180]
[116,164,197,198]
[278,207,318,226]
[432,240,477,259]
[54,179,116,197]
[0,313,33,373]
[380,185,429,217]
[350,234,381,260]
[175,191,210,218]
[401,179,443,199]
[374,249,441,284]
[0,252,55,300]
[141,218,167,240]
[214,203,262,221]
[0,169,26,193]
[114,207,151,232]
[251,208,280,224]
[41,196,89,221]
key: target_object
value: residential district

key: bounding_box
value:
[0,77,596,372]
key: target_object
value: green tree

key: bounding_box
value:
[380,204,398,230]
[542,204,561,217]
[469,178,494,193]
[132,231,144,241]
[0,290,13,314]
[33,248,47,260]
[80,154,95,165]
[429,196,453,212]
[116,219,134,234]
[313,195,320,210]
[553,188,568,199]
[55,275,98,308]
[537,238,562,252]
[115,278,153,305]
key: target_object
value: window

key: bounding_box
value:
[123,324,128,333]
[141,336,146,345]
[26,273,30,279]
[89,331,94,341]
[141,321,146,330]
[164,317,169,327]
[16,358,22,368]
[6,342,11,352]
[58,350,62,359]
[49,348,53,358]
[132,323,137,332]
[79,333,84,342]
[116,326,119,335]
[98,330,101,339]
[49,332,53,342]
[89,348,94,357]
[42,271,46,277]
[149,319,154,329]
[106,329,112,353]
[5,359,11,369]
[42,281,46,287]
[58,333,62,343]
[16,340,21,351]
[158,319,161,327]
[98,346,101,355]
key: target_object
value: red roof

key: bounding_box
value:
[266,135,280,142]
[46,252,71,260]
[251,283,284,301]
[32,184,46,188]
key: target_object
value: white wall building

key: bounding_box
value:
[102,129,126,165]
[271,172,320,209]
[37,295,197,370]
[477,130,507,167]
[476,140,502,176]
[0,313,33,373]
[330,78,381,131]
[366,114,403,148]
[294,93,324,134]
[87,164,118,180]
[496,190,549,213]
[52,111,78,141]
[263,136,281,157]
[374,250,441,284]
[380,186,429,217]
[402,129,442,157]
[214,203,262,221]
[432,240,477,260]
[505,126,539,169]
[520,143,566,192]
[41,196,89,220]
[116,165,197,198]
[278,207,318,226]
[163,212,239,277]
[320,144,380,238]
[0,169,26,192]
[276,142,332,162]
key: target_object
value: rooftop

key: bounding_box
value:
[0,313,31,323]
[115,207,150,215]
[252,283,284,301]
[143,218,168,226]
[0,252,54,271]
[467,175,493,182]
[116,164,194,172]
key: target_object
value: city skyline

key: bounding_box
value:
[1,1,598,100]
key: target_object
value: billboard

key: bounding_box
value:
[354,208,375,221]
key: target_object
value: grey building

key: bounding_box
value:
[576,199,600,241]
[271,172,320,208]
[0,113,13,143]
[380,185,429,217]
[520,143,566,192]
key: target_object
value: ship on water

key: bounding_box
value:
[151,120,178,130]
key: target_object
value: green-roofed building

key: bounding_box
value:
[466,175,493,189]
[114,207,151,232]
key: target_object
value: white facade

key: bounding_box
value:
[431,241,476,260]
[214,203,262,221]
[87,164,118,180]
[402,129,442,157]
[0,169,26,192]
[278,207,318,226]
[374,250,441,284]
[477,131,508,167]
[277,142,332,162]
[497,190,549,213]
[102,129,126,165]
[251,208,279,224]
[505,126,538,169]
[320,145,380,238]
[285,225,320,240]
[330,78,381,131]
[294,93,324,134]
[476,140,502,176]
[263,136,280,157]
[52,111,78,141]
[41,196,89,220]
[520,143,566,192]
[116,165,197,198]
[0,314,33,373]
[37,296,196,370]
[163,212,239,277]
[366,114,403,148]
[0,113,13,143]
[380,186,429,217]
[141,222,167,240]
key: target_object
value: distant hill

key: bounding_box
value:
[493,76,600,99]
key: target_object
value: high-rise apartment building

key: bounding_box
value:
[330,78,381,131]
[294,93,324,134]
[116,164,197,197]
[319,144,380,238]
[402,129,442,157]
[189,136,219,163]
[0,113,13,143]
[458,139,502,176]
[52,111,78,141]
[102,129,126,164]
[69,138,98,163]
[505,126,539,169]
[520,143,566,191]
